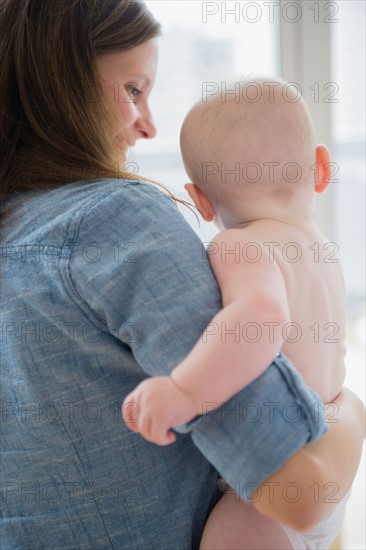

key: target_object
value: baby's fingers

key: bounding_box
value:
[159,430,177,446]
[122,393,140,432]
[148,421,177,446]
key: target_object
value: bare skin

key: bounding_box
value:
[199,492,294,550]
[122,79,365,545]
[95,38,158,147]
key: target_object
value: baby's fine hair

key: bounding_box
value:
[180,76,317,205]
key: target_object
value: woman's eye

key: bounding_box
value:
[125,85,142,102]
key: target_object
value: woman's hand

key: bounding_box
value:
[252,388,365,531]
[122,376,197,446]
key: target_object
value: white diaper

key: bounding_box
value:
[279,490,351,549]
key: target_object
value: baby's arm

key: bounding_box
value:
[170,229,290,407]
[123,229,290,444]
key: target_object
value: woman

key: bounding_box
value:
[1,1,364,548]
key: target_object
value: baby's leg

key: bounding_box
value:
[200,485,293,550]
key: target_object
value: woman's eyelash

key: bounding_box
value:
[125,85,143,100]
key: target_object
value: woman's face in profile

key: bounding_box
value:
[96,38,158,147]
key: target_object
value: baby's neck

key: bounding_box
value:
[230,216,314,231]
[216,197,314,231]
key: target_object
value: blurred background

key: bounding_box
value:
[127,2,365,547]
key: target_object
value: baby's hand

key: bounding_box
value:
[122,376,197,446]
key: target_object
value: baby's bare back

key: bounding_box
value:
[245,220,346,403]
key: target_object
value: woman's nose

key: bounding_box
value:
[136,108,157,139]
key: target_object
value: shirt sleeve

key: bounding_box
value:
[67,179,328,499]
[67,180,223,373]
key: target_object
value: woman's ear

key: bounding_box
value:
[184,183,216,222]
[315,144,332,193]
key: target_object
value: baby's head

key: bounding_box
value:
[180,77,331,228]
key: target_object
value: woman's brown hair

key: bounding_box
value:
[0,0,193,218]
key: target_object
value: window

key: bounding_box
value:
[331,3,365,548]
[332,1,365,303]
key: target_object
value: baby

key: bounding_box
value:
[123,78,349,548]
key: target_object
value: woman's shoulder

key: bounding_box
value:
[4,177,177,216]
[76,177,179,216]
[73,178,187,240]
[53,177,181,228]
[1,178,182,244]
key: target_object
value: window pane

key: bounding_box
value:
[332,1,365,301]
[331,5,365,548]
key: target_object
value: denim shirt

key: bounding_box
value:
[1,179,327,549]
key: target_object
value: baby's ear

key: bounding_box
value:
[314,144,332,193]
[184,183,215,222]
[184,183,199,205]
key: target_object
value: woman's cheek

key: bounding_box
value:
[118,91,137,129]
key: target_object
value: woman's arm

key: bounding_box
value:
[253,388,365,531]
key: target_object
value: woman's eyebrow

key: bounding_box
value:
[128,75,151,85]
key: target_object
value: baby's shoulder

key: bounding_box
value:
[208,226,281,270]
[210,225,263,243]
[209,225,275,253]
